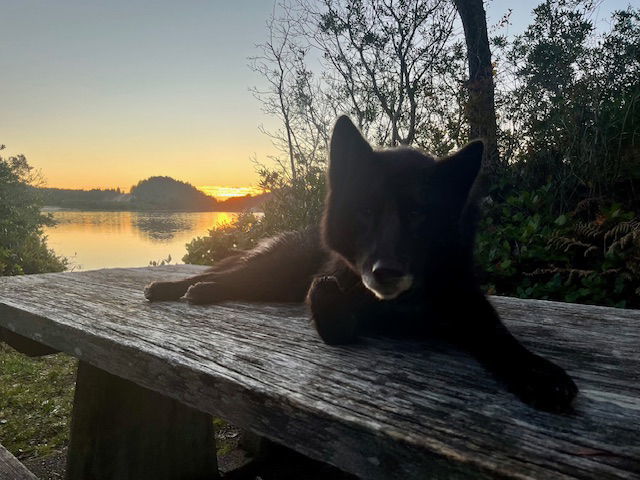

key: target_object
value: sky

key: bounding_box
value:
[0,0,632,194]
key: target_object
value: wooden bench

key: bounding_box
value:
[0,443,38,480]
[0,265,638,479]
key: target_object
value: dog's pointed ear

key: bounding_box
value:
[329,116,373,187]
[434,139,484,201]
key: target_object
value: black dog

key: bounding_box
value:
[145,116,578,412]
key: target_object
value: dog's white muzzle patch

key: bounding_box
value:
[362,274,413,300]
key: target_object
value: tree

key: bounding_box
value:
[250,5,333,181]
[245,0,469,237]
[251,0,467,169]
[453,0,500,181]
[250,10,299,178]
[311,0,458,146]
[499,0,640,206]
[0,146,66,275]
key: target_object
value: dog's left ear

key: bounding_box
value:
[328,116,373,190]
[434,139,484,201]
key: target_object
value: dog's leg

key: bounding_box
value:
[144,272,219,301]
[143,253,246,301]
[182,229,327,304]
[306,274,381,345]
[443,290,578,412]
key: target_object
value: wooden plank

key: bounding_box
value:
[0,326,59,357]
[0,265,639,479]
[0,443,38,480]
[66,361,218,480]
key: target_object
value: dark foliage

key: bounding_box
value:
[130,176,219,211]
[497,1,640,209]
[0,147,67,275]
[477,182,640,308]
[38,186,129,210]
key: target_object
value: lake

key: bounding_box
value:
[43,210,238,271]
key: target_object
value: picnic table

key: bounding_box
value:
[0,265,639,479]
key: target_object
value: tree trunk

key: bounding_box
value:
[453,0,500,188]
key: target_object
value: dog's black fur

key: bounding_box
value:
[145,116,578,412]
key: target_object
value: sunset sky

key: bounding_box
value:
[0,0,628,197]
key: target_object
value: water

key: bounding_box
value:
[43,210,238,271]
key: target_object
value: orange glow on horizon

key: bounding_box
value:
[198,185,264,200]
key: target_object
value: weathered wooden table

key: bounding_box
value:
[0,265,639,479]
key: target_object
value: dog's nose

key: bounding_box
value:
[372,260,406,285]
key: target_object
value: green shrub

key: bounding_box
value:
[476,185,639,308]
[183,164,326,265]
[0,149,66,276]
[183,212,264,265]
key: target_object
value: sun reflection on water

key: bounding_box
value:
[43,210,240,271]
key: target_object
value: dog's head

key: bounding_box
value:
[322,115,483,300]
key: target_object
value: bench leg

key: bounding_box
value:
[65,361,219,480]
[239,431,274,461]
[0,326,59,357]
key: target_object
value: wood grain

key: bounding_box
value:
[0,443,38,480]
[0,265,639,480]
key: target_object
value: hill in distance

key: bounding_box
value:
[38,176,268,212]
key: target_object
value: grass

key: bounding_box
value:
[0,344,239,463]
[0,344,77,460]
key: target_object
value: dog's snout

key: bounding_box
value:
[372,260,406,285]
[363,260,413,300]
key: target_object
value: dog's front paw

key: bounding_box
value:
[307,276,358,345]
[144,281,186,301]
[185,282,223,305]
[504,355,578,412]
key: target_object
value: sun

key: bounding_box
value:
[198,185,264,200]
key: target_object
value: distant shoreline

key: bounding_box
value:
[36,176,269,214]
[41,206,263,213]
